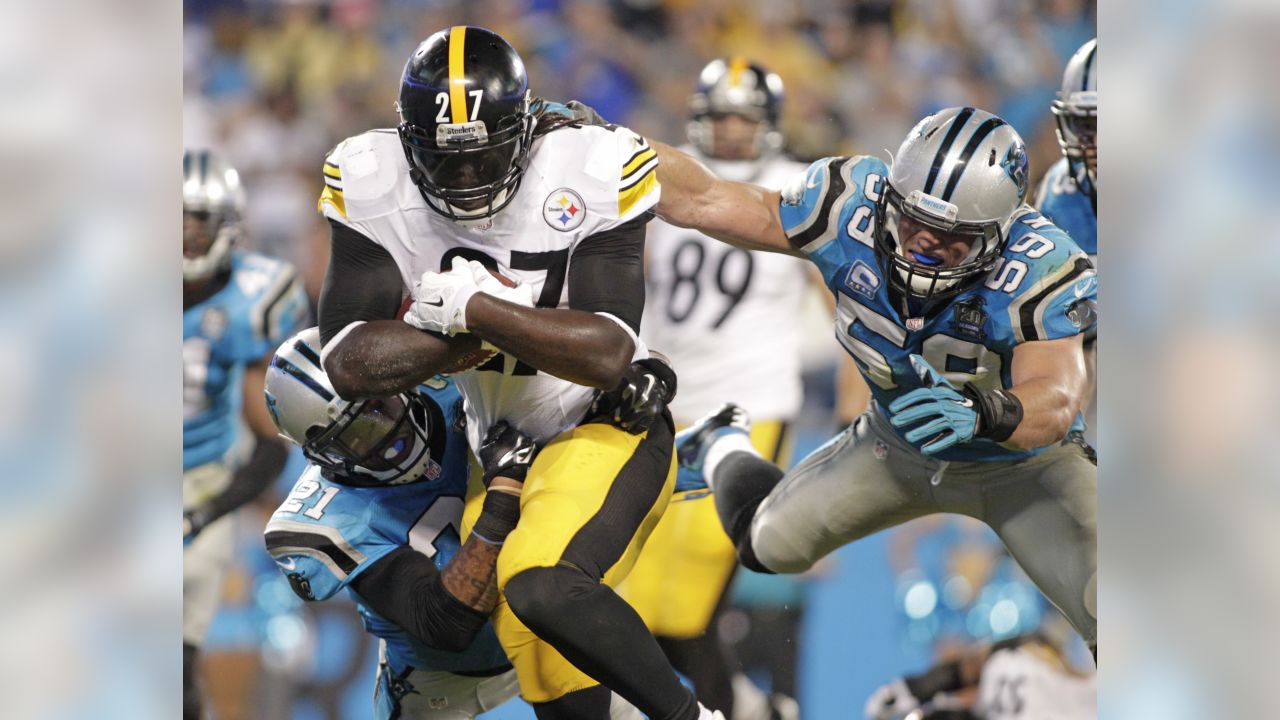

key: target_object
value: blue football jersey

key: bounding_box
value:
[781,156,1098,462]
[1035,158,1097,263]
[263,378,510,676]
[183,251,308,470]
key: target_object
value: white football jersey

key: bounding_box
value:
[641,149,810,425]
[975,646,1096,720]
[320,125,660,450]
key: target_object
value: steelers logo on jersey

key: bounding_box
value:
[542,188,586,231]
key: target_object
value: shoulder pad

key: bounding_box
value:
[997,210,1096,343]
[556,125,659,226]
[230,252,308,355]
[263,516,367,601]
[780,155,886,253]
[318,131,406,224]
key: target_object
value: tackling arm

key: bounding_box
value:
[651,140,800,257]
[348,478,521,653]
[1005,334,1088,450]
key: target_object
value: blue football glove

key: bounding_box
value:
[887,355,979,455]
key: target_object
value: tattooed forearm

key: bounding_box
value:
[440,537,503,613]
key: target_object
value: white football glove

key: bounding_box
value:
[405,258,533,336]
[864,677,920,720]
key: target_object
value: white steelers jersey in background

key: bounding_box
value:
[975,645,1096,720]
[641,148,810,424]
[319,123,658,451]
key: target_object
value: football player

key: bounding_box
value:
[182,149,308,719]
[1036,39,1096,268]
[1036,39,1097,410]
[314,26,721,720]
[618,57,807,720]
[651,107,1098,658]
[864,633,1095,720]
[261,327,526,719]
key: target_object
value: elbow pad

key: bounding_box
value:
[414,572,490,653]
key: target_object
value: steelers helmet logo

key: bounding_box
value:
[543,188,586,231]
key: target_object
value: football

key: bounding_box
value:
[398,294,498,374]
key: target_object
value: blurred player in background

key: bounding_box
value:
[652,107,1098,657]
[182,149,308,719]
[261,328,527,719]
[316,26,721,720]
[620,57,806,720]
[864,632,1095,719]
[1036,39,1098,416]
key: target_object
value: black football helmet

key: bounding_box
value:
[687,57,785,159]
[397,26,535,226]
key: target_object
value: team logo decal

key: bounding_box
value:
[843,260,881,299]
[1067,298,1097,330]
[1001,140,1029,199]
[950,295,988,341]
[543,188,586,231]
[200,306,228,341]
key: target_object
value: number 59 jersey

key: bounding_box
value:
[781,156,1098,462]
[319,124,658,450]
[263,378,510,675]
[642,151,812,425]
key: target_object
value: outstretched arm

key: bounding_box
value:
[1005,334,1088,450]
[651,140,799,256]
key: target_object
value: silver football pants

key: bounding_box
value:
[749,405,1097,645]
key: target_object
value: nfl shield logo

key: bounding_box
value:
[906,317,924,331]
[873,440,889,461]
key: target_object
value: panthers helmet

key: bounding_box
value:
[687,57,784,160]
[1051,38,1097,202]
[183,149,245,282]
[876,107,1029,310]
[397,26,535,227]
[264,328,438,487]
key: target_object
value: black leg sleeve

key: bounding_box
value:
[532,684,613,720]
[505,565,699,720]
[183,643,202,720]
[711,453,785,574]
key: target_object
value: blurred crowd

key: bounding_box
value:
[183,0,1094,305]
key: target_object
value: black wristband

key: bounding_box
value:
[963,383,1024,442]
[470,491,521,545]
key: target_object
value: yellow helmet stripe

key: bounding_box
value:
[448,26,468,123]
[728,56,749,86]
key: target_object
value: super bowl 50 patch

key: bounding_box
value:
[543,188,586,231]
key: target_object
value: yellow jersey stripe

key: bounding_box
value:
[618,167,657,217]
[318,186,346,219]
[448,26,468,123]
[728,56,749,86]
[621,147,657,180]
[323,164,341,179]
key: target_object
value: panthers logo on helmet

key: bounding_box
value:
[1001,141,1030,199]
[543,188,586,231]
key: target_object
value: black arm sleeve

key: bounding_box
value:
[567,213,650,333]
[348,546,489,653]
[317,220,405,346]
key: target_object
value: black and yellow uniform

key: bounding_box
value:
[317,26,702,720]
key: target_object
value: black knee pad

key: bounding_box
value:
[504,565,597,630]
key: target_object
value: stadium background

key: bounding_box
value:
[182,0,1096,717]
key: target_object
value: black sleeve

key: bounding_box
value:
[317,219,405,346]
[567,213,650,333]
[348,546,489,653]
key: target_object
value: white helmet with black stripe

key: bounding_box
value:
[875,107,1029,310]
[183,148,245,282]
[1052,38,1097,200]
[264,327,439,486]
